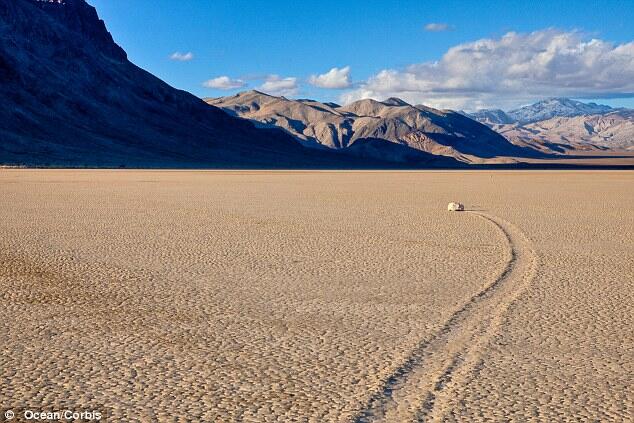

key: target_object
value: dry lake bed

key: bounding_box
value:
[1,170,632,422]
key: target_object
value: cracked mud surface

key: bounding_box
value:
[1,170,632,422]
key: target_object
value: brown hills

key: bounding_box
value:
[207,91,536,164]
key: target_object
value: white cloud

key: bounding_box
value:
[258,75,299,96]
[424,23,453,32]
[308,66,352,89]
[340,29,634,110]
[202,76,247,90]
[169,51,194,61]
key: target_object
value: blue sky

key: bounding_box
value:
[90,0,634,110]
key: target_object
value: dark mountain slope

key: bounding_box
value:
[0,0,393,168]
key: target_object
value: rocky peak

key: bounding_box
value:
[467,109,514,125]
[507,97,613,124]
[31,0,126,61]
[382,97,410,107]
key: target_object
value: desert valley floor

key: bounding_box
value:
[0,170,632,422]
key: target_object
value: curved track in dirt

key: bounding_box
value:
[354,212,538,422]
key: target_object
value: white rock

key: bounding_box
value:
[447,202,464,211]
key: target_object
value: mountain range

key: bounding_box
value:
[470,98,616,125]
[1,0,631,168]
[463,98,634,152]
[207,91,536,164]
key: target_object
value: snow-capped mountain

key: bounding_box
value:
[464,98,633,152]
[495,110,634,152]
[506,98,614,124]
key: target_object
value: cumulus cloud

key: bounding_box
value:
[424,23,453,32]
[340,29,634,110]
[258,75,299,96]
[202,76,246,90]
[308,66,352,89]
[169,51,194,61]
